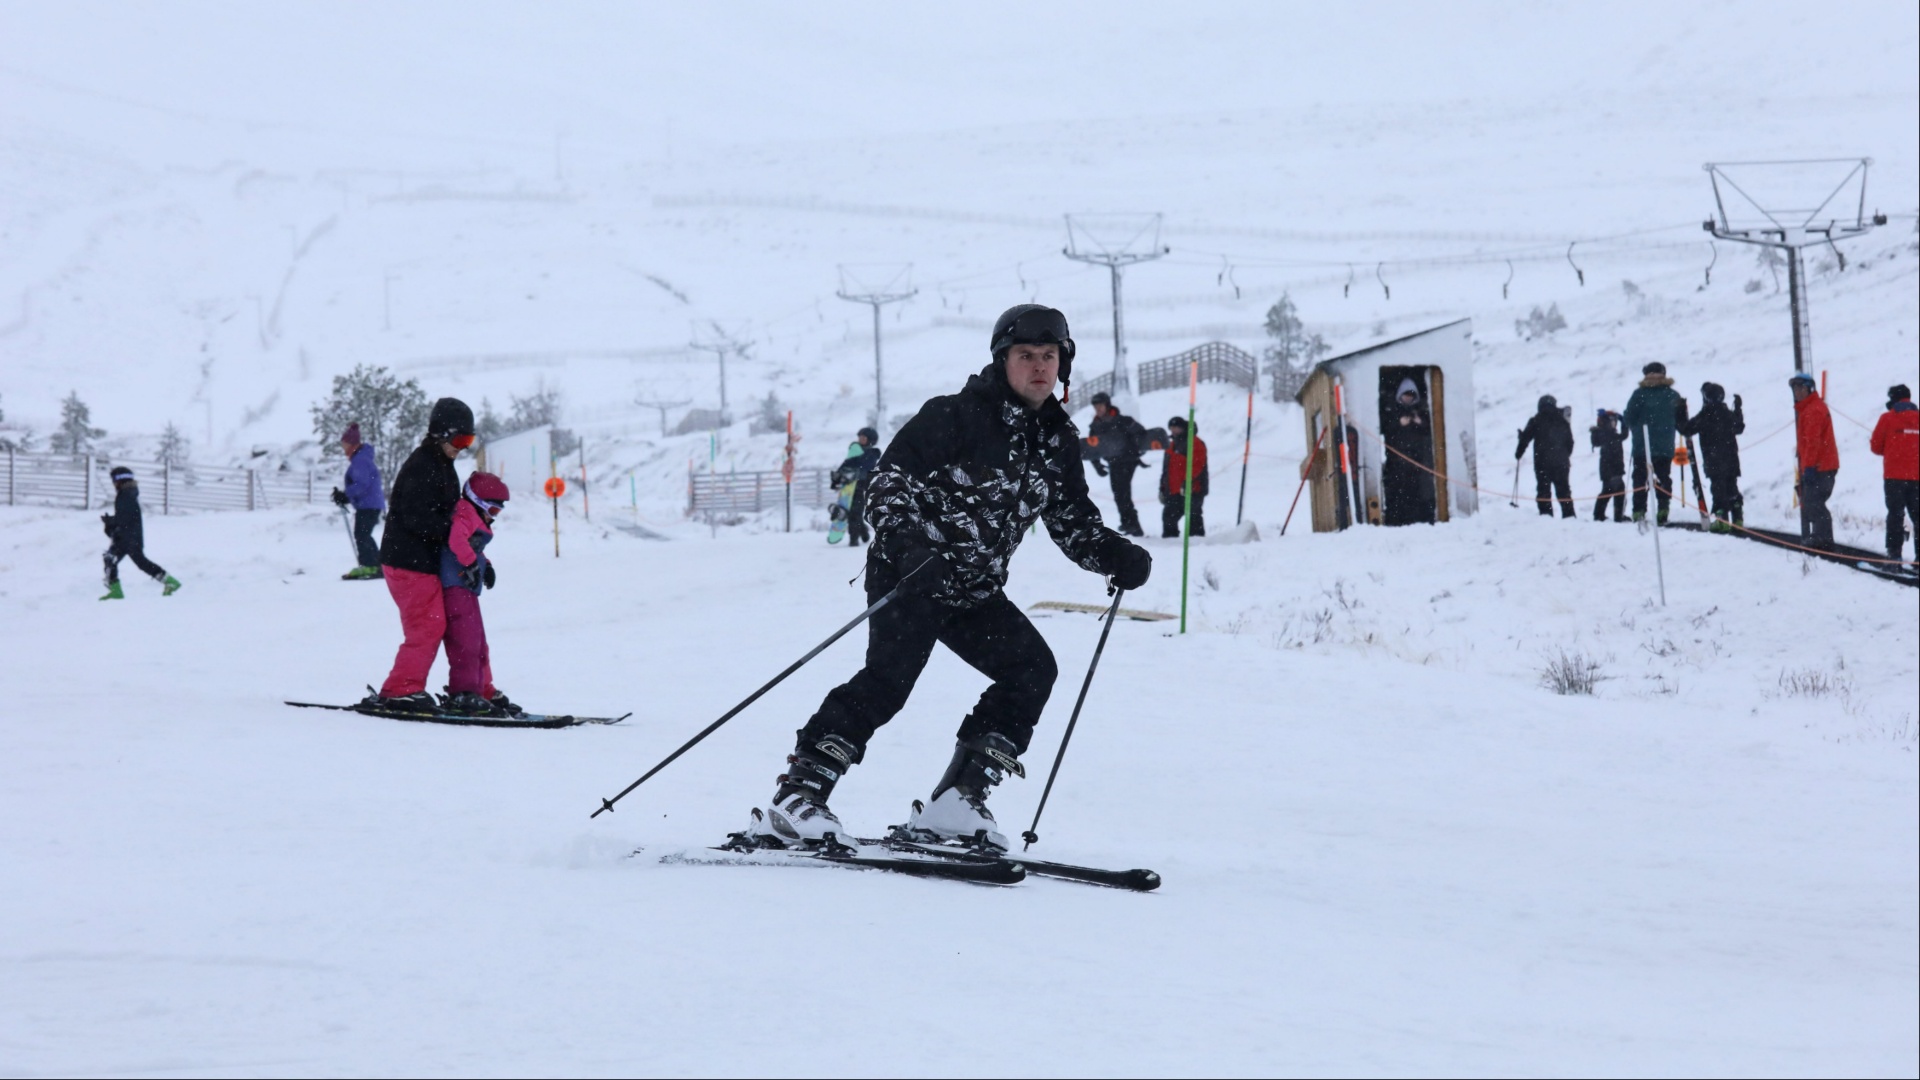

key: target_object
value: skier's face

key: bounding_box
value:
[1005,344,1060,409]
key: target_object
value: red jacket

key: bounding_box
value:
[1870,402,1919,480]
[1795,392,1840,473]
[1164,436,1209,497]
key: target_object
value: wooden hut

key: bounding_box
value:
[1294,320,1479,532]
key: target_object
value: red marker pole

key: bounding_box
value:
[544,476,567,557]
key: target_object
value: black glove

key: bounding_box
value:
[886,534,951,596]
[1733,394,1743,411]
[100,513,115,537]
[331,487,349,507]
[1093,460,1108,477]
[1106,540,1152,591]
[458,560,484,592]
[482,563,496,590]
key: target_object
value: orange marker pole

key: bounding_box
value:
[544,476,567,557]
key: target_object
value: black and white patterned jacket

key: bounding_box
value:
[866,365,1124,607]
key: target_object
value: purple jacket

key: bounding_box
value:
[343,444,386,511]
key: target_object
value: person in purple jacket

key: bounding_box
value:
[330,423,387,580]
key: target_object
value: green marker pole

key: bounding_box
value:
[1180,360,1197,634]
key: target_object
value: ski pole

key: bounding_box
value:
[1509,456,1521,508]
[590,557,938,818]
[1021,587,1125,851]
[339,505,358,561]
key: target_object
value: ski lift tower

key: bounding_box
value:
[1703,158,1886,373]
[690,319,752,426]
[836,264,917,433]
[1064,213,1170,404]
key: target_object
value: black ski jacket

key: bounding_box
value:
[1678,400,1745,479]
[1087,410,1148,466]
[102,483,143,548]
[1590,422,1627,479]
[866,365,1127,607]
[379,440,460,575]
[1516,408,1575,470]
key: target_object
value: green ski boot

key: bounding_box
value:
[161,575,183,596]
[342,565,383,581]
[100,581,124,601]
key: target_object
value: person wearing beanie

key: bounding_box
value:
[1589,409,1629,522]
[1085,390,1148,536]
[744,303,1153,852]
[1789,372,1839,547]
[438,472,520,717]
[368,396,475,713]
[1869,383,1918,565]
[1622,361,1686,523]
[331,422,387,579]
[1515,394,1577,518]
[1162,415,1210,537]
[1677,382,1746,531]
[98,466,182,600]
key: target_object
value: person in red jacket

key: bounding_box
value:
[1869,383,1918,565]
[1161,415,1209,537]
[1790,372,1840,547]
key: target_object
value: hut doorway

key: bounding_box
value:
[1377,366,1447,525]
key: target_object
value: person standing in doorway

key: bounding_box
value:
[99,466,182,600]
[1515,394,1576,518]
[331,423,386,580]
[1380,379,1437,526]
[366,397,474,713]
[1161,415,1209,537]
[1677,383,1745,531]
[1868,384,1917,566]
[1086,391,1148,536]
[1590,409,1628,522]
[1789,371,1839,548]
[1623,362,1684,523]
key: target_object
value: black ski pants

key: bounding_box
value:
[1594,473,1626,521]
[1707,473,1743,525]
[1885,478,1917,559]
[103,540,166,585]
[1162,491,1206,537]
[802,587,1058,759]
[847,481,871,547]
[1108,460,1142,536]
[1631,455,1673,517]
[1799,468,1836,545]
[354,508,382,567]
[1533,462,1574,517]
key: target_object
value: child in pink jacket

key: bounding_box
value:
[439,472,517,716]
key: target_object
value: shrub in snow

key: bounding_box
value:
[1539,649,1604,695]
[309,364,430,494]
[1513,304,1568,341]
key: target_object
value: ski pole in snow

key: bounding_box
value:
[589,557,940,818]
[1509,456,1521,508]
[1021,588,1125,851]
[339,505,358,560]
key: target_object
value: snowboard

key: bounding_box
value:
[825,442,863,544]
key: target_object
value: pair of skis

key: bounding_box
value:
[286,699,630,729]
[713,818,1159,891]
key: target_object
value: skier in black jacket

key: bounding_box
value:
[1589,409,1628,522]
[99,466,182,599]
[1676,382,1745,530]
[1515,395,1576,518]
[751,304,1153,852]
[369,397,475,712]
[1086,391,1148,536]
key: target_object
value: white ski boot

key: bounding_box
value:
[749,734,860,850]
[905,733,1024,852]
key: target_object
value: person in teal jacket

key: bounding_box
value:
[1621,361,1687,523]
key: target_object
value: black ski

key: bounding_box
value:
[869,831,1160,892]
[710,832,1025,885]
[285,701,630,728]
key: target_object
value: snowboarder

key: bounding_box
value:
[1868,383,1916,565]
[1677,383,1745,531]
[833,427,883,548]
[367,397,475,713]
[1790,371,1839,547]
[1380,378,1436,526]
[1086,391,1148,536]
[749,304,1152,851]
[440,472,517,716]
[1161,415,1209,537]
[1515,394,1576,518]
[330,422,386,579]
[98,465,182,600]
[1590,409,1628,522]
[1622,362,1685,523]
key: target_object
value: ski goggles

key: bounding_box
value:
[994,308,1076,360]
[464,490,505,515]
[447,433,476,449]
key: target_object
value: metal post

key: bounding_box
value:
[836,267,915,432]
[1236,382,1253,526]
[1179,362,1197,634]
[872,302,884,426]
[6,446,12,506]
[1109,265,1126,393]
[1786,246,1811,373]
[164,461,170,515]
[1063,215,1168,401]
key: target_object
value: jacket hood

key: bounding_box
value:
[1396,378,1420,402]
[1892,401,1917,413]
[1639,375,1675,389]
[1537,394,1559,414]
[426,397,475,441]
[1701,382,1726,404]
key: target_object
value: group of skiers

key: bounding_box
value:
[1513,362,1919,562]
[1081,392,1210,539]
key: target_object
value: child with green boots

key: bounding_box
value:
[100,465,182,599]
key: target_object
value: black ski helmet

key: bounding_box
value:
[1538,394,1558,413]
[426,397,475,442]
[1643,361,1667,376]
[989,304,1075,381]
